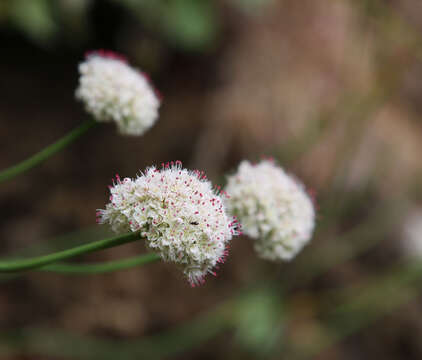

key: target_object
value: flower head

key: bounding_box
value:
[97,161,238,286]
[76,50,161,136]
[225,160,315,261]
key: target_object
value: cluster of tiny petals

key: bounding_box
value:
[225,159,315,261]
[97,161,239,286]
[76,50,160,136]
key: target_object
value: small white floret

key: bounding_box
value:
[225,159,315,261]
[76,50,161,136]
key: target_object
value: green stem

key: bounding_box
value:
[0,232,140,273]
[40,253,161,274]
[0,120,98,183]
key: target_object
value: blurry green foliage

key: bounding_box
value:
[7,0,58,45]
[116,0,219,51]
[0,0,220,51]
[233,288,285,355]
[0,0,276,51]
[0,0,91,46]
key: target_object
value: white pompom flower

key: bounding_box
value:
[97,161,239,286]
[76,50,161,136]
[225,159,315,261]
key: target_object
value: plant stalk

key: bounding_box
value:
[0,232,140,273]
[0,120,98,183]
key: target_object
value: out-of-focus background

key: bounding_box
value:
[0,0,422,359]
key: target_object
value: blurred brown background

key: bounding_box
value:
[0,0,422,359]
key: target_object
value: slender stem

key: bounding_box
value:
[40,253,161,274]
[0,120,98,183]
[0,232,140,273]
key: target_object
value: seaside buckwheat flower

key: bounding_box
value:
[97,161,239,286]
[225,160,315,261]
[76,50,160,136]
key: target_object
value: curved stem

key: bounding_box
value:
[0,120,98,183]
[40,253,161,274]
[0,232,140,273]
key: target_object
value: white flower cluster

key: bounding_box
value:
[97,161,238,286]
[225,160,315,261]
[76,50,160,136]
